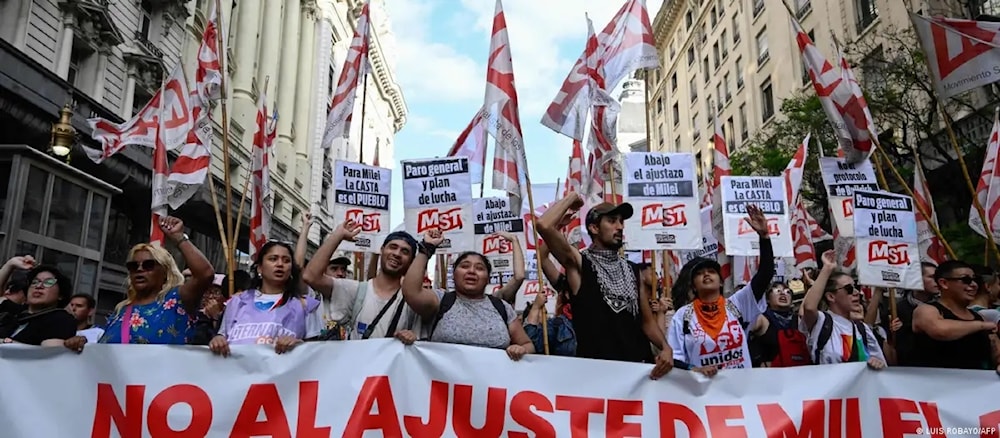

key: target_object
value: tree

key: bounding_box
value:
[729,26,996,263]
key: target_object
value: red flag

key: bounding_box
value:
[914,161,948,263]
[483,0,526,211]
[250,91,275,258]
[321,0,370,149]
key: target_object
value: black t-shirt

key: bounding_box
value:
[910,302,993,370]
[0,301,77,345]
[893,297,919,366]
[570,256,653,363]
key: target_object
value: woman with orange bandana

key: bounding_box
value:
[667,205,774,375]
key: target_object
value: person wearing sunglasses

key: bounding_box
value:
[800,250,886,369]
[0,258,76,346]
[64,217,214,351]
[911,260,999,372]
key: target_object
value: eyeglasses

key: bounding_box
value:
[30,278,57,288]
[945,276,977,285]
[126,259,159,273]
[836,283,860,295]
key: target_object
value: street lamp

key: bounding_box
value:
[49,103,76,161]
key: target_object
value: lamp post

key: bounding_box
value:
[49,103,76,163]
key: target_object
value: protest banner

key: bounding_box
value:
[720,176,793,257]
[820,157,880,237]
[622,152,702,250]
[3,342,997,438]
[853,190,922,290]
[473,197,525,273]
[401,157,473,253]
[674,206,720,268]
[331,161,391,252]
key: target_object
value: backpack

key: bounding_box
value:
[769,313,811,367]
[431,292,508,335]
[814,311,872,364]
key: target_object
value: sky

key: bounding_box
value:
[381,0,664,224]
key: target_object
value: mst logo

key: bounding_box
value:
[417,207,463,233]
[345,209,382,232]
[641,203,687,227]
[738,218,780,236]
[868,240,911,265]
[841,198,854,218]
[482,235,513,255]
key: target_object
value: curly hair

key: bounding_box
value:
[116,243,184,311]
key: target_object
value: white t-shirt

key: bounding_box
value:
[972,306,1000,324]
[668,284,764,370]
[329,279,422,340]
[77,327,105,344]
[802,311,885,364]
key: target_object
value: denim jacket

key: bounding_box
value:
[524,314,576,356]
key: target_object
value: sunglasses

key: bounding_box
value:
[837,283,861,295]
[30,278,57,288]
[126,259,159,273]
[945,276,977,285]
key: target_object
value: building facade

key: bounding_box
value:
[0,0,405,318]
[646,0,977,178]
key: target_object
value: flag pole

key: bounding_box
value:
[214,0,236,298]
[523,169,551,355]
[358,74,369,164]
[480,134,489,198]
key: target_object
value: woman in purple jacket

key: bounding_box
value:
[209,241,320,356]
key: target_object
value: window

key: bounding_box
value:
[861,45,886,93]
[675,136,682,152]
[717,82,724,106]
[140,0,154,39]
[711,7,718,27]
[673,103,680,125]
[658,123,665,146]
[723,73,731,101]
[796,0,813,18]
[671,72,678,91]
[721,31,728,57]
[656,96,664,114]
[701,24,708,44]
[706,97,713,120]
[857,0,878,31]
[687,46,696,66]
[690,78,698,102]
[718,0,726,16]
[686,10,694,29]
[739,103,748,140]
[132,87,153,117]
[703,57,710,82]
[696,152,704,181]
[727,117,736,150]
[713,43,720,69]
[756,28,769,64]
[736,57,744,88]
[733,15,741,43]
[754,0,765,17]
[761,77,775,121]
[693,113,701,141]
[67,45,96,93]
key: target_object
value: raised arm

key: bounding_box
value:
[401,229,444,319]
[537,193,584,294]
[536,241,563,286]
[802,250,837,332]
[0,256,35,292]
[161,217,214,314]
[302,220,360,299]
[745,205,775,302]
[493,232,525,304]
[294,212,313,268]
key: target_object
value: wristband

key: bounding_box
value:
[419,241,437,258]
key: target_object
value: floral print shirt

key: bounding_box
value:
[99,287,194,344]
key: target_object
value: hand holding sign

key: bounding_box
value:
[335,220,363,242]
[746,204,770,236]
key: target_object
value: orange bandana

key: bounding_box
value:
[693,296,727,340]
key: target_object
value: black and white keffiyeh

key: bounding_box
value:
[582,248,638,316]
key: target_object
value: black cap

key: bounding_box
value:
[585,202,634,226]
[329,256,352,267]
[685,257,721,275]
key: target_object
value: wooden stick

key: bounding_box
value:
[231,169,252,254]
[937,105,1000,262]
[206,175,232,274]
[523,170,550,355]
[641,71,660,300]
[214,0,236,298]
[358,75,369,164]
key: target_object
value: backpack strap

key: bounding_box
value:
[853,320,873,350]
[487,295,509,325]
[814,311,835,364]
[725,299,747,330]
[347,280,368,331]
[431,292,458,336]
[682,306,694,335]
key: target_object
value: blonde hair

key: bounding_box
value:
[114,243,185,311]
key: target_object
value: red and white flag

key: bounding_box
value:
[782,135,820,270]
[541,0,658,140]
[195,2,225,103]
[970,109,1000,238]
[910,14,1000,99]
[149,66,194,244]
[583,15,620,204]
[913,161,948,264]
[563,140,585,248]
[793,18,876,164]
[165,92,212,210]
[783,134,810,205]
[150,124,169,246]
[447,113,487,185]
[707,114,732,286]
[321,0,370,149]
[483,0,526,212]
[250,92,276,258]
[732,256,758,286]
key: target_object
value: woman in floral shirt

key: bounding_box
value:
[64,217,214,349]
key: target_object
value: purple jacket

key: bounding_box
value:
[221,291,319,345]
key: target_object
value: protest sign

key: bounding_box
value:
[4,343,997,438]
[720,176,793,257]
[473,197,525,273]
[332,161,391,252]
[674,206,720,268]
[401,157,473,253]
[622,152,702,250]
[820,157,880,237]
[853,190,922,289]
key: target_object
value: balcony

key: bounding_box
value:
[133,31,164,60]
[146,0,189,20]
[758,51,770,66]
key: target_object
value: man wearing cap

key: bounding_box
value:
[327,254,351,279]
[537,193,674,379]
[303,220,424,341]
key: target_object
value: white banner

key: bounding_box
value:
[674,207,720,267]
[473,197,525,273]
[720,176,793,257]
[853,190,922,290]
[332,161,391,252]
[402,157,474,253]
[820,157,880,238]
[623,152,702,251]
[3,342,998,437]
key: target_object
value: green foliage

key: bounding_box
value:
[940,221,989,266]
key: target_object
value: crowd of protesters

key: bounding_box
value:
[1,193,998,380]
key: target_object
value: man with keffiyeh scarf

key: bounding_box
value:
[537,193,674,380]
